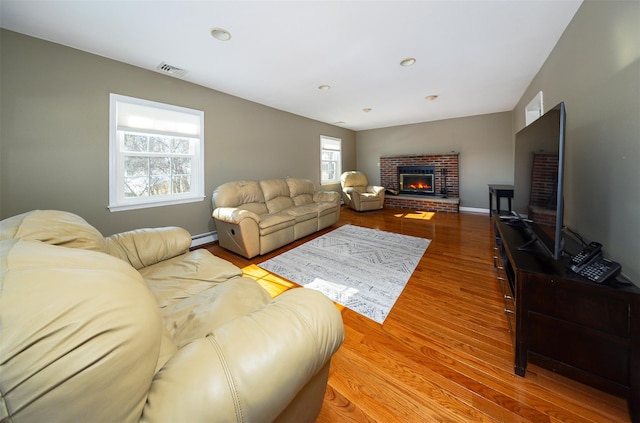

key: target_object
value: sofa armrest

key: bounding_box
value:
[368,185,386,195]
[106,227,192,270]
[313,190,340,204]
[212,207,261,225]
[141,289,344,423]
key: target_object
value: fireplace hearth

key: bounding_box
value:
[380,152,460,212]
[398,165,435,196]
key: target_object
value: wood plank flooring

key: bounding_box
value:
[205,206,631,422]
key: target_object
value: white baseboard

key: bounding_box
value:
[460,206,490,214]
[191,231,218,248]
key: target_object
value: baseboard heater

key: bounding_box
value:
[190,231,218,248]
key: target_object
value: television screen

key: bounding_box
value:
[513,102,566,260]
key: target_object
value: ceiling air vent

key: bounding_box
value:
[156,62,188,78]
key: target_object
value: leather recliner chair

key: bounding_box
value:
[0,210,344,422]
[340,171,386,211]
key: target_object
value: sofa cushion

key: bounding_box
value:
[293,193,314,206]
[138,249,244,308]
[287,178,316,206]
[286,205,320,223]
[258,212,295,236]
[260,179,295,213]
[260,179,290,200]
[0,210,107,253]
[266,195,295,214]
[157,277,271,348]
[213,180,268,215]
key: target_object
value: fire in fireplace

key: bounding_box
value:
[398,165,435,196]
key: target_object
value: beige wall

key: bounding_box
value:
[3,1,637,285]
[513,0,640,284]
[0,30,356,236]
[356,112,513,210]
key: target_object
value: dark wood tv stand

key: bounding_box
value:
[494,219,640,422]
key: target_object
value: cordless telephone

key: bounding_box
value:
[568,242,621,284]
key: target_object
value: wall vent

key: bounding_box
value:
[156,62,188,78]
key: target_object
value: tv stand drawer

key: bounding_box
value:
[527,311,630,387]
[526,274,630,337]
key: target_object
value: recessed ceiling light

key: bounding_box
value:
[425,95,439,101]
[334,121,346,125]
[318,85,331,91]
[400,57,416,67]
[210,28,231,41]
[363,108,372,113]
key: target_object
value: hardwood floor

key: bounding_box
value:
[205,206,631,423]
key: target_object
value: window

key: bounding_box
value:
[525,91,544,126]
[320,135,342,185]
[109,94,204,211]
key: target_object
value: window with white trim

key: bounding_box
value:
[320,135,342,185]
[109,94,204,211]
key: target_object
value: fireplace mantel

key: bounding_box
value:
[380,153,460,212]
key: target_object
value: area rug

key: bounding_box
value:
[259,224,430,324]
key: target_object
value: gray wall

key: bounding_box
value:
[513,0,639,284]
[356,112,513,210]
[0,30,356,236]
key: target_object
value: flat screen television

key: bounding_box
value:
[512,101,566,260]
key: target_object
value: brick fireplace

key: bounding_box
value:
[380,152,460,212]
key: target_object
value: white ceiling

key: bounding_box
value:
[0,0,582,131]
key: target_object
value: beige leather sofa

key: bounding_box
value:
[340,171,386,211]
[212,178,341,259]
[0,210,344,423]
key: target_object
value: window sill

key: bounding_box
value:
[108,195,205,212]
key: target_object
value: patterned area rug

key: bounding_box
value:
[259,224,430,324]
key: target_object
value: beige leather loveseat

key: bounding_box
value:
[212,178,341,259]
[0,210,344,422]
